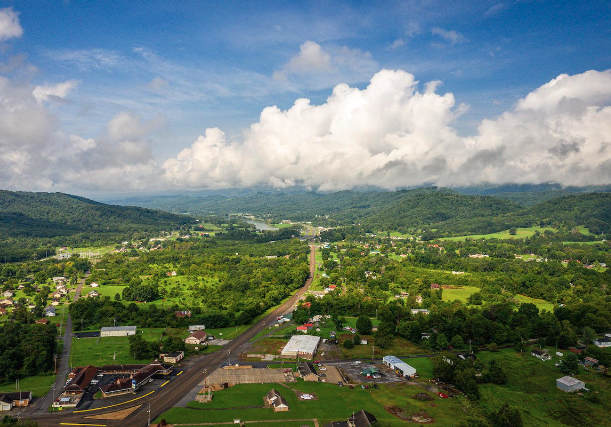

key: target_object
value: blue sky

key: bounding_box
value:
[1,0,610,193]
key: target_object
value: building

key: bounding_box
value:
[45,306,56,317]
[531,348,551,360]
[584,357,598,367]
[430,283,441,289]
[594,338,611,348]
[54,365,98,408]
[281,335,321,359]
[162,351,184,364]
[185,330,208,345]
[298,362,319,382]
[0,392,32,411]
[175,310,191,318]
[326,410,378,427]
[383,356,417,379]
[266,389,289,412]
[99,363,171,398]
[189,325,206,332]
[410,309,429,315]
[556,376,585,393]
[100,326,137,337]
[296,325,309,333]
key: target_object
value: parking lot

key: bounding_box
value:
[206,365,295,386]
[336,362,408,384]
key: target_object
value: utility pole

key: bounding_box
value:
[54,354,58,374]
[372,346,375,364]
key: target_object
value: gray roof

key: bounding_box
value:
[101,326,137,332]
[557,376,584,387]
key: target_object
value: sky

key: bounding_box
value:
[0,0,610,195]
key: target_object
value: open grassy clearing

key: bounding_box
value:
[442,285,555,312]
[514,294,555,312]
[158,379,466,426]
[476,348,611,427]
[89,285,125,299]
[0,374,55,398]
[442,226,557,241]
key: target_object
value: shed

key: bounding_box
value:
[556,376,585,393]
[100,326,137,337]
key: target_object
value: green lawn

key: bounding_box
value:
[89,285,125,299]
[158,380,466,426]
[514,294,555,312]
[0,375,55,398]
[442,286,480,303]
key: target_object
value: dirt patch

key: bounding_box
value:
[385,406,434,424]
[413,392,434,401]
[86,404,141,420]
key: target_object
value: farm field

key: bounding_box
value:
[157,380,466,426]
[442,226,557,241]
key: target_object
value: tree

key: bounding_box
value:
[343,339,355,349]
[129,334,153,359]
[509,227,517,236]
[560,353,579,375]
[489,403,523,427]
[435,333,449,350]
[334,316,346,331]
[454,368,480,400]
[356,315,373,335]
[353,334,361,345]
[451,335,465,349]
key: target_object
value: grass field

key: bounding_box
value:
[157,379,466,426]
[476,348,611,427]
[443,227,557,241]
[442,286,480,302]
[0,375,55,398]
[514,294,555,312]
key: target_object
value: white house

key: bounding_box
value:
[593,338,611,348]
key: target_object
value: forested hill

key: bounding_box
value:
[362,190,521,233]
[0,190,192,239]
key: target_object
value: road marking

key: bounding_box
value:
[176,370,183,376]
[73,391,155,413]
[161,380,169,387]
[60,424,107,427]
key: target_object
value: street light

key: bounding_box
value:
[147,402,151,426]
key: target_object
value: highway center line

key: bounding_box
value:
[160,380,170,387]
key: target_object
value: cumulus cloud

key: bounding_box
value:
[273,41,378,89]
[163,69,611,190]
[431,27,467,46]
[0,8,22,41]
[32,80,79,103]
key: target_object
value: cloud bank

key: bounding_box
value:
[1,68,610,193]
[0,8,22,41]
[163,69,611,190]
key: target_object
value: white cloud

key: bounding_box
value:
[0,8,22,41]
[32,80,79,103]
[47,49,121,71]
[163,69,611,190]
[273,41,378,90]
[388,38,405,50]
[431,27,467,45]
[106,111,164,141]
[145,76,169,94]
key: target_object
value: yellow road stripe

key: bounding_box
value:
[73,391,155,413]
[160,380,169,387]
[60,424,107,426]
[176,370,183,376]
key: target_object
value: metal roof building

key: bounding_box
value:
[383,355,417,378]
[281,335,321,359]
[100,326,137,337]
[556,376,585,393]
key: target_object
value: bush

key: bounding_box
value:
[343,339,355,349]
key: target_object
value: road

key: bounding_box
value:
[24,246,316,427]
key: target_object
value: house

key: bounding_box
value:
[410,309,429,315]
[531,348,551,360]
[266,389,289,412]
[0,299,13,306]
[584,357,598,367]
[383,356,417,379]
[162,351,184,364]
[415,295,423,304]
[54,365,98,408]
[296,325,309,333]
[185,330,208,345]
[298,362,320,382]
[326,410,378,427]
[100,326,137,337]
[569,346,586,354]
[36,318,49,325]
[430,283,441,289]
[87,290,99,298]
[3,290,13,298]
[51,299,61,306]
[0,391,32,411]
[175,310,191,318]
[593,338,611,348]
[90,282,99,287]
[0,308,6,316]
[52,277,67,283]
[45,306,56,317]
[188,325,206,332]
[556,376,585,393]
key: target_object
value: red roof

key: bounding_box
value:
[304,323,314,327]
[296,326,308,331]
[430,284,441,289]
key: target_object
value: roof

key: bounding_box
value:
[298,362,318,377]
[557,376,584,387]
[65,365,98,392]
[531,348,549,355]
[101,326,137,332]
[0,391,32,403]
[383,356,417,376]
[266,389,288,408]
[175,310,191,317]
[352,410,378,427]
[187,330,208,340]
[281,335,321,356]
[595,338,611,343]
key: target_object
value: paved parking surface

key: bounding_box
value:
[206,366,295,385]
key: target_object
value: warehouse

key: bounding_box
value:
[383,355,417,379]
[100,326,137,337]
[281,335,321,359]
[556,376,585,393]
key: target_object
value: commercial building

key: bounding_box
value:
[0,392,32,411]
[556,376,585,393]
[100,326,137,337]
[383,356,417,379]
[280,335,321,359]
